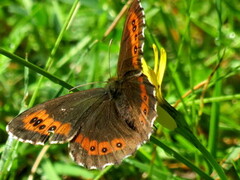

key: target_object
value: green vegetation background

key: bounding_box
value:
[0,0,239,179]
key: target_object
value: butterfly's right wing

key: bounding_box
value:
[117,0,145,78]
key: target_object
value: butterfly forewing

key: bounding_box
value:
[7,88,108,145]
[117,0,145,78]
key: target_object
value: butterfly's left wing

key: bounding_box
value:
[7,88,108,145]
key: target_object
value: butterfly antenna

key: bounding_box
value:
[108,39,113,78]
[69,81,108,92]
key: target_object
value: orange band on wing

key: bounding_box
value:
[74,133,126,156]
[138,76,150,124]
[22,110,71,136]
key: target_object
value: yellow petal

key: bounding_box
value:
[142,44,177,130]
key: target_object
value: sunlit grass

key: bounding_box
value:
[0,0,239,179]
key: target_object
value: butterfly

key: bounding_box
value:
[7,0,157,169]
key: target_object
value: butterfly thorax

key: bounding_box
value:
[107,77,123,99]
[107,70,142,99]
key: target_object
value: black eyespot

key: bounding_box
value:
[116,143,122,148]
[90,146,95,151]
[134,46,138,53]
[143,108,147,115]
[102,148,107,153]
[48,126,56,132]
[132,25,137,31]
[33,119,43,126]
[143,95,147,101]
[135,34,138,40]
[39,125,46,130]
[30,117,38,124]
[132,19,135,25]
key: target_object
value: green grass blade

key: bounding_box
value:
[0,48,74,90]
[151,136,213,180]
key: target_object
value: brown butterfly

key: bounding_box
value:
[7,0,157,169]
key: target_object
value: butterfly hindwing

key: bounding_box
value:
[69,75,157,169]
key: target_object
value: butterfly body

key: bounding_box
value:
[7,0,157,169]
